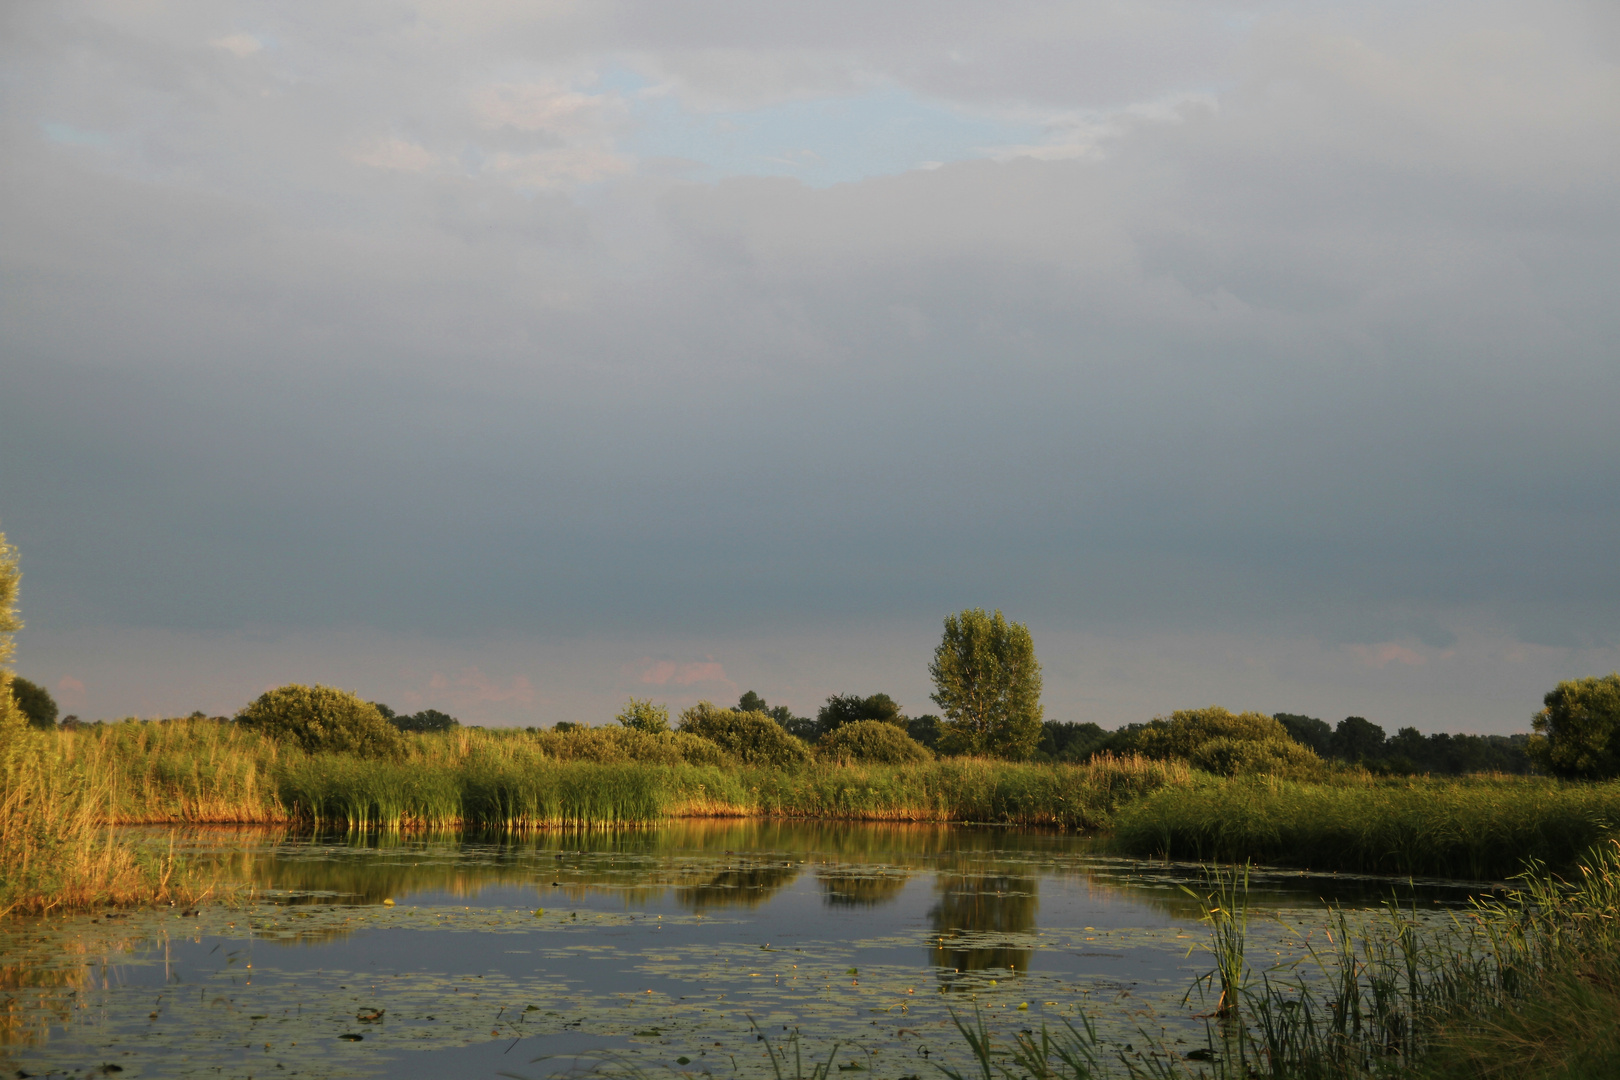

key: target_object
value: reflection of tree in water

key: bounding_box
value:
[817,869,910,908]
[928,872,1038,979]
[676,859,801,910]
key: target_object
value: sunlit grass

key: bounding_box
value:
[1112,773,1620,879]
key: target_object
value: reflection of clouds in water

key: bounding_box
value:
[928,873,1039,978]
[816,868,910,908]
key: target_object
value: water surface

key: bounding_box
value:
[0,822,1485,1079]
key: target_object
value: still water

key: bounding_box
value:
[2,823,1483,1079]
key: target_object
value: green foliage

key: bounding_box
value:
[817,693,904,733]
[1189,734,1325,780]
[929,608,1043,759]
[737,691,814,738]
[615,697,670,734]
[1034,720,1111,762]
[1332,714,1388,761]
[9,675,56,729]
[1274,712,1333,755]
[906,714,942,750]
[0,528,19,667]
[535,725,729,767]
[816,719,932,765]
[1530,673,1620,780]
[1134,706,1290,759]
[236,684,405,758]
[390,708,459,733]
[678,701,811,768]
[0,531,27,754]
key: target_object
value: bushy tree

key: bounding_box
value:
[616,697,670,734]
[1035,720,1111,762]
[677,701,810,767]
[1274,713,1333,756]
[1332,716,1387,762]
[1530,674,1620,780]
[906,714,942,751]
[817,719,932,765]
[818,693,904,734]
[9,676,56,730]
[1130,707,1324,778]
[929,608,1043,759]
[236,684,405,758]
[0,529,26,749]
[1134,707,1291,759]
[392,708,459,733]
[737,691,814,736]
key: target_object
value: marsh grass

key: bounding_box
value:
[1113,774,1620,878]
[963,843,1620,1079]
[0,732,227,914]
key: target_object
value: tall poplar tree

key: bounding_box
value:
[928,608,1043,759]
[0,529,28,747]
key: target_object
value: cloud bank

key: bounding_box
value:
[1,1,1617,729]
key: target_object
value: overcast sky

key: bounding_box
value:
[2,1,1617,732]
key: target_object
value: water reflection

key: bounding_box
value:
[675,858,802,910]
[817,868,911,908]
[928,871,1039,979]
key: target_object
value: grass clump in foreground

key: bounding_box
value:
[939,843,1620,1080]
[1111,773,1620,879]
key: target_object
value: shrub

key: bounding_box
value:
[1190,735,1325,780]
[817,719,933,765]
[236,684,405,758]
[1531,674,1620,780]
[534,725,728,766]
[615,697,670,734]
[1131,706,1325,777]
[678,702,811,768]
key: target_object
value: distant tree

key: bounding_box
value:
[370,702,397,721]
[906,714,943,751]
[1274,713,1333,756]
[678,701,810,768]
[736,691,812,734]
[817,693,904,735]
[9,676,57,730]
[929,608,1043,759]
[1530,674,1620,780]
[236,684,405,758]
[1035,721,1110,762]
[554,721,582,733]
[616,697,670,734]
[1331,716,1387,762]
[393,708,459,733]
[1131,707,1323,779]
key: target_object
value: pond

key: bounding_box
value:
[1,822,1487,1079]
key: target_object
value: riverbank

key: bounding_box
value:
[8,718,1620,913]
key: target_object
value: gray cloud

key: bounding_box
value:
[2,1,1617,727]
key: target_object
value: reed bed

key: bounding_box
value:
[1112,774,1620,879]
[943,842,1620,1079]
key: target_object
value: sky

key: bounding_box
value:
[2,1,1618,733]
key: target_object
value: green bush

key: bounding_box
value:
[615,697,670,734]
[1190,734,1325,780]
[1530,673,1620,780]
[1134,706,1286,757]
[817,719,933,765]
[534,725,729,766]
[236,684,405,758]
[678,702,811,768]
